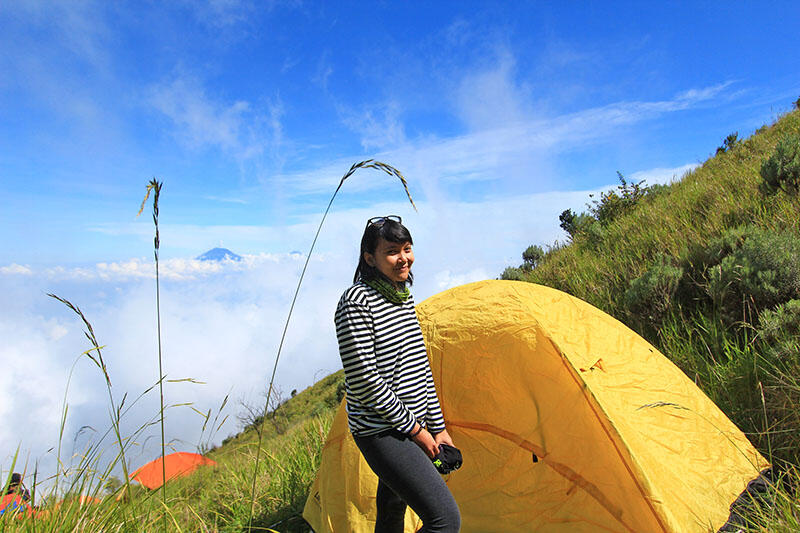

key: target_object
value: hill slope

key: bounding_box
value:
[507,106,800,468]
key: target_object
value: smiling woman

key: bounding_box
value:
[334,216,460,532]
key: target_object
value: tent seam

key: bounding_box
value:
[544,335,671,533]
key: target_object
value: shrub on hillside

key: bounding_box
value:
[686,225,749,271]
[760,134,800,195]
[500,266,526,281]
[757,299,800,346]
[755,299,800,466]
[559,209,601,243]
[624,256,684,326]
[716,132,740,155]
[558,209,576,236]
[501,244,548,280]
[644,182,669,199]
[335,377,346,403]
[702,226,800,322]
[522,245,545,270]
[588,172,650,226]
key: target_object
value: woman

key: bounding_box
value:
[335,216,461,533]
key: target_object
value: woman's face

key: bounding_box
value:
[365,238,414,284]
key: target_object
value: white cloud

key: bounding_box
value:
[433,268,492,291]
[628,164,699,185]
[0,252,344,490]
[147,75,282,163]
[203,195,250,205]
[674,82,735,105]
[185,0,257,29]
[455,47,533,131]
[313,50,334,91]
[339,100,408,151]
[5,0,112,70]
[281,83,735,199]
[7,254,310,282]
[0,264,33,275]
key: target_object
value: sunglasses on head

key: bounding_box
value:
[365,215,401,230]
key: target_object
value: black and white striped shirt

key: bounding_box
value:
[335,281,446,437]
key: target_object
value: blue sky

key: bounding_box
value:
[1,1,799,488]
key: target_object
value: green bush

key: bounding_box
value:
[757,299,800,346]
[588,172,650,226]
[716,132,740,155]
[701,226,800,321]
[760,134,800,195]
[624,256,684,326]
[500,266,526,281]
[334,377,346,404]
[755,300,800,466]
[558,208,576,236]
[500,245,547,280]
[522,245,545,270]
[559,209,601,244]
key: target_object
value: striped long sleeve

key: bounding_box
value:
[335,282,446,437]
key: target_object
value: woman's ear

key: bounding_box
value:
[363,251,375,267]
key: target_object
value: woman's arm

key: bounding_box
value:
[423,349,447,434]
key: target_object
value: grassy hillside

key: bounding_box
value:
[196,369,345,531]
[504,106,800,529]
[1,371,344,532]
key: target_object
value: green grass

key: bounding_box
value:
[517,108,800,458]
[506,106,800,530]
[0,373,340,532]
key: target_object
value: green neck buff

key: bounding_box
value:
[364,277,410,304]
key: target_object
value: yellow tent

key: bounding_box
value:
[304,280,768,532]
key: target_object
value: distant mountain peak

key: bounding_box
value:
[196,247,242,262]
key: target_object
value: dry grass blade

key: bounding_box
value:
[48,292,137,520]
[137,179,161,217]
[636,401,690,411]
[338,159,417,211]
[247,159,416,530]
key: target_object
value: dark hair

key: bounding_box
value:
[7,473,21,494]
[353,219,414,284]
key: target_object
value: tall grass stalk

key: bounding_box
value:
[47,294,135,519]
[247,159,416,530]
[139,178,167,532]
[52,355,83,503]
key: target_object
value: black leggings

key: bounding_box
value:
[354,430,461,533]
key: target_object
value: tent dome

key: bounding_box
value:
[130,452,216,490]
[304,280,767,532]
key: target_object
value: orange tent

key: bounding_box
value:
[76,495,102,506]
[130,452,216,489]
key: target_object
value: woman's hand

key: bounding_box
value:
[410,425,439,458]
[433,429,454,448]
